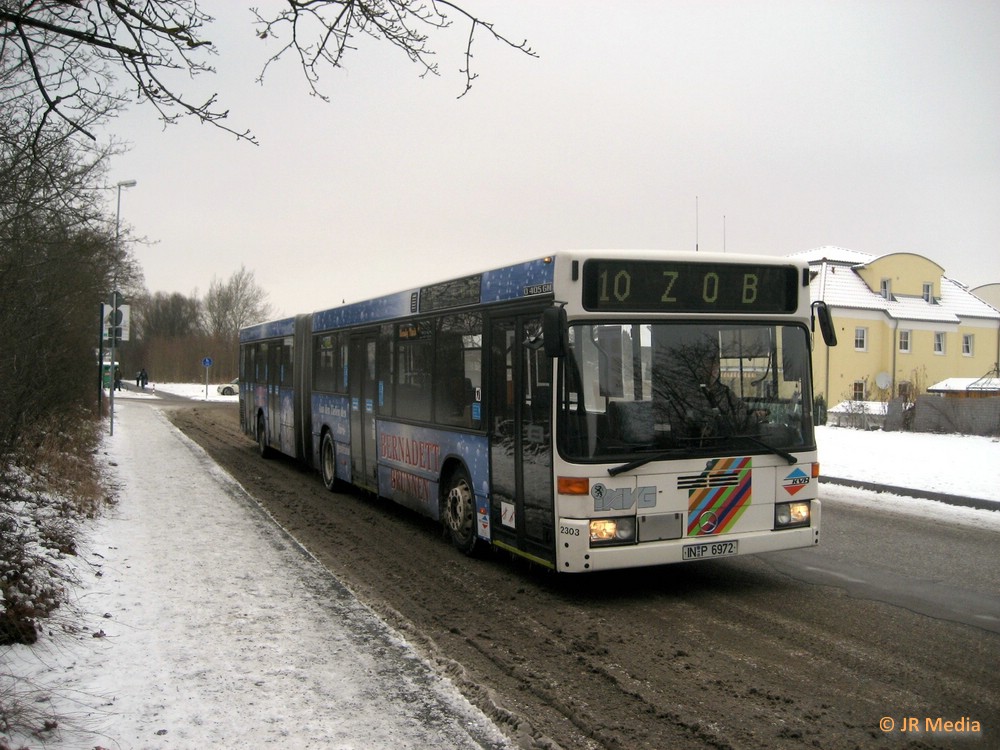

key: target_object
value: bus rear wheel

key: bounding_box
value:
[320,431,338,491]
[443,467,479,555]
[257,415,273,459]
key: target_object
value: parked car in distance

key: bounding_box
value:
[217,378,239,396]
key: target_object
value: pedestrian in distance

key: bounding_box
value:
[114,366,123,392]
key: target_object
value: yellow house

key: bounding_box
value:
[794,247,1000,406]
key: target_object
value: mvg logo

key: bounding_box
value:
[591,483,657,511]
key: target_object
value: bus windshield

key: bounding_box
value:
[557,321,815,462]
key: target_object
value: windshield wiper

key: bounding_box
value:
[608,450,680,477]
[607,434,797,476]
[739,435,797,464]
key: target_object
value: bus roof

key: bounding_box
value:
[309,255,555,333]
[240,251,809,341]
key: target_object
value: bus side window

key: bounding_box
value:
[313,334,337,392]
[396,320,433,421]
[378,324,394,415]
[280,337,293,387]
[435,313,482,429]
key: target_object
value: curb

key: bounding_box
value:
[819,476,999,513]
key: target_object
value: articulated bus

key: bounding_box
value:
[239,250,837,573]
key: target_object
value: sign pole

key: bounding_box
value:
[109,291,117,435]
[97,303,106,416]
[203,357,214,399]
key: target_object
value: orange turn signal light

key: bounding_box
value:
[558,476,590,495]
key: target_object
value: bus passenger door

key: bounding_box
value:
[349,332,379,491]
[267,341,281,449]
[490,315,555,564]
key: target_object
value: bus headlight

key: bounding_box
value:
[589,517,637,546]
[775,501,811,529]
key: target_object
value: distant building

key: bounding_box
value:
[972,283,1000,310]
[794,246,1000,407]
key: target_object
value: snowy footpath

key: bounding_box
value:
[4,400,512,749]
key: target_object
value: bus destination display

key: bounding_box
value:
[582,259,799,313]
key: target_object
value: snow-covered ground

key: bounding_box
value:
[3,392,513,749]
[816,423,1000,533]
[2,385,998,748]
[817,424,999,503]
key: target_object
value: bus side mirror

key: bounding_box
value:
[542,306,568,358]
[812,301,838,347]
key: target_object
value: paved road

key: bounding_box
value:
[766,497,1000,634]
[168,401,1000,750]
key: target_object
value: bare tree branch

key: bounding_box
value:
[2,1,535,147]
[251,0,537,101]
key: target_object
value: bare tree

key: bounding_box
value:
[1,1,536,146]
[0,94,143,457]
[137,291,204,340]
[203,265,272,339]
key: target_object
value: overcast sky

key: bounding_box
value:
[106,1,1000,318]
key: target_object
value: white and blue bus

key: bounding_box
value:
[239,250,837,573]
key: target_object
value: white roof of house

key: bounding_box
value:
[791,246,876,266]
[802,247,1000,323]
[939,277,1000,319]
[827,400,889,414]
[928,377,1000,393]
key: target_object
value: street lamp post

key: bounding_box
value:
[108,179,137,436]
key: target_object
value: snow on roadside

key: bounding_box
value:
[816,425,999,502]
[1,400,513,749]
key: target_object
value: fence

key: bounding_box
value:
[909,395,1000,436]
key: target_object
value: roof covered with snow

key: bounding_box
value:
[790,246,876,266]
[801,247,1000,322]
[928,377,1000,393]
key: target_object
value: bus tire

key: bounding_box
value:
[320,431,339,491]
[257,414,273,459]
[443,466,480,556]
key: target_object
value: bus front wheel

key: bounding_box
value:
[443,467,479,556]
[320,431,338,491]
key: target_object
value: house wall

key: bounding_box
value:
[854,253,944,298]
[814,317,999,404]
[814,319,1000,407]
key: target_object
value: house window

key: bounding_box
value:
[880,278,892,300]
[963,334,974,356]
[898,329,911,353]
[854,327,868,351]
[898,381,912,401]
[922,283,934,303]
[933,332,945,355]
[852,381,866,401]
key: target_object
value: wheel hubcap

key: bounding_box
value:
[447,480,473,534]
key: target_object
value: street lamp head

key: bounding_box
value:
[117,179,137,188]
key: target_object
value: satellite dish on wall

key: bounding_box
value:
[875,372,892,389]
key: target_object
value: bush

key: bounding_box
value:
[0,411,106,645]
[0,409,111,744]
